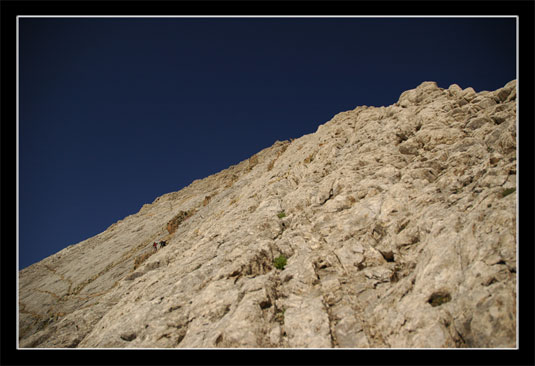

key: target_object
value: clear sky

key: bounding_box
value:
[18,17,516,269]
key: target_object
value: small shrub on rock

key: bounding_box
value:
[274,255,287,270]
[501,187,516,198]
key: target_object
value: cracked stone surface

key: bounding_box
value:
[19,80,517,348]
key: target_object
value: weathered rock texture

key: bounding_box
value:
[19,80,517,348]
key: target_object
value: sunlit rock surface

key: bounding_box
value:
[19,80,517,348]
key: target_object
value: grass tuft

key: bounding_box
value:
[501,187,516,198]
[274,255,287,270]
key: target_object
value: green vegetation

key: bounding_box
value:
[277,211,286,219]
[274,307,286,324]
[273,255,287,270]
[501,187,516,198]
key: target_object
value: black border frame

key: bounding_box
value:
[2,1,533,365]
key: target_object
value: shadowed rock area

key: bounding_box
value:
[19,80,517,348]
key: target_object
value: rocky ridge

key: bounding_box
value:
[19,80,517,348]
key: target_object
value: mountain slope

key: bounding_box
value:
[19,80,517,348]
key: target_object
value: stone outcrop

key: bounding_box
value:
[18,80,517,348]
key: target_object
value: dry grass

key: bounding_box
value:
[224,174,239,188]
[267,144,289,172]
[133,250,155,270]
[303,153,315,164]
[167,209,196,234]
[248,155,259,171]
[267,159,276,171]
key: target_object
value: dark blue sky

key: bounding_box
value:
[18,17,516,269]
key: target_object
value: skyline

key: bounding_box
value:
[18,16,517,269]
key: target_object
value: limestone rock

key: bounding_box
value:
[19,80,517,348]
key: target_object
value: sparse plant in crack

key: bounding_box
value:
[274,255,287,270]
[303,152,315,164]
[274,307,286,324]
[501,187,515,198]
[277,211,286,219]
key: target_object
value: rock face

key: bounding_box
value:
[18,80,517,348]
